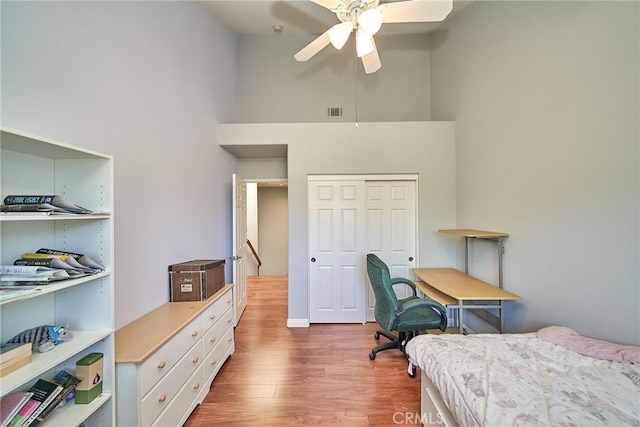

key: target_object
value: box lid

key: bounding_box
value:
[77,352,103,365]
[168,259,225,272]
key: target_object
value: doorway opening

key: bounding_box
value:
[246,179,288,277]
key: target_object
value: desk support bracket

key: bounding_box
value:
[464,236,506,289]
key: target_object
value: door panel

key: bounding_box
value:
[309,180,366,323]
[232,174,248,326]
[366,181,417,321]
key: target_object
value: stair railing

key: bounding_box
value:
[247,239,262,275]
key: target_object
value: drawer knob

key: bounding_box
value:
[211,359,217,366]
[193,383,200,390]
[227,318,232,324]
[158,394,167,402]
[191,330,198,337]
[228,337,233,343]
[192,356,199,363]
[226,299,231,304]
[210,314,216,320]
[210,337,216,344]
[157,361,166,369]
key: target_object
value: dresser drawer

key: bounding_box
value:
[204,327,234,381]
[201,292,233,332]
[151,363,205,427]
[203,308,233,355]
[140,342,204,426]
[138,316,202,396]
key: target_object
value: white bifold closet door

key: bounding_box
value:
[308,177,416,323]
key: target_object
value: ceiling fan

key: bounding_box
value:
[294,0,453,74]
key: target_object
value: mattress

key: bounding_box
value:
[406,330,640,426]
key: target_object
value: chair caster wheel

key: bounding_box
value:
[369,352,376,360]
[374,332,380,340]
[408,365,416,378]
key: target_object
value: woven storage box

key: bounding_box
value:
[169,259,225,302]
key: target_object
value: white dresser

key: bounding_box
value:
[115,285,234,427]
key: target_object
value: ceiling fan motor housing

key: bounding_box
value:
[336,0,380,24]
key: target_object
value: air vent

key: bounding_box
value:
[327,107,343,118]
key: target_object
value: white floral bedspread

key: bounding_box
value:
[406,333,640,426]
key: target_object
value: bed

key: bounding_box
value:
[405,326,640,427]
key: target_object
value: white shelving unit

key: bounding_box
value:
[0,128,114,427]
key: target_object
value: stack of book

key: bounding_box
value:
[0,343,32,378]
[0,371,80,427]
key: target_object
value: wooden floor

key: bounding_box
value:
[184,275,422,426]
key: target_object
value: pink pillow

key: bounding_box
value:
[537,326,640,364]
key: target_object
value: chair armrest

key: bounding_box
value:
[391,277,418,297]
[400,297,448,331]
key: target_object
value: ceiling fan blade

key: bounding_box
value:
[311,0,340,11]
[380,0,453,23]
[294,29,331,62]
[361,37,381,74]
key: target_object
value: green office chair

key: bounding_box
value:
[366,253,447,361]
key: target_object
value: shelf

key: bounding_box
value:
[438,229,508,239]
[0,272,111,307]
[1,128,109,160]
[0,329,113,394]
[439,228,508,288]
[43,392,112,426]
[0,213,111,222]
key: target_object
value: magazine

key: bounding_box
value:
[3,195,92,215]
[35,249,104,272]
[13,259,86,278]
[0,266,69,282]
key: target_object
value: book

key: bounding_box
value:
[17,380,63,427]
[36,249,104,272]
[0,343,31,365]
[0,392,33,427]
[5,398,39,427]
[28,371,81,426]
[3,196,92,215]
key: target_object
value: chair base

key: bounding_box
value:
[369,329,418,360]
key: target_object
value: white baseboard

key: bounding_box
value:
[287,318,310,328]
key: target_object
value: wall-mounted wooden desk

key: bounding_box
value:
[413,268,521,334]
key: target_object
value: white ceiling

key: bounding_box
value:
[200,1,473,36]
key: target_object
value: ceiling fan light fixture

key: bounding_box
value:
[356,29,374,57]
[358,8,383,36]
[329,21,353,50]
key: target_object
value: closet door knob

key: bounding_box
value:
[311,258,316,262]
[409,257,414,262]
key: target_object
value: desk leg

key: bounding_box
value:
[458,300,464,334]
[499,300,504,333]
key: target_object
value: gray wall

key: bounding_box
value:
[258,187,288,275]
[1,1,238,329]
[430,1,639,344]
[236,33,431,122]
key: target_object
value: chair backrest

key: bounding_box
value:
[366,254,401,331]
